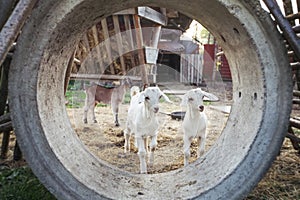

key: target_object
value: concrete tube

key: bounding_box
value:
[8,0,292,199]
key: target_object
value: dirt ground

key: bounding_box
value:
[0,92,299,198]
[68,98,229,174]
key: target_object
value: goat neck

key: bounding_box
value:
[187,103,201,119]
[143,101,154,119]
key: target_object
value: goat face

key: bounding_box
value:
[181,88,218,112]
[185,89,205,112]
[121,77,132,88]
[139,87,171,113]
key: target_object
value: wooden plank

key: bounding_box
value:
[290,117,300,129]
[123,15,136,70]
[293,90,300,97]
[114,8,136,15]
[1,130,10,159]
[286,12,300,20]
[291,61,300,70]
[133,14,148,85]
[81,34,91,73]
[64,49,76,95]
[263,0,300,59]
[0,121,13,132]
[101,18,115,74]
[70,73,141,81]
[0,113,10,124]
[0,56,10,115]
[91,26,105,73]
[113,16,126,74]
[293,24,300,33]
[137,7,167,26]
[293,99,300,104]
[0,0,38,67]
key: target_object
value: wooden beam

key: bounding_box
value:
[291,61,300,70]
[80,34,92,73]
[0,113,10,124]
[113,16,126,74]
[293,99,300,104]
[123,15,136,70]
[0,0,38,67]
[114,8,136,15]
[74,58,81,65]
[133,14,148,85]
[287,126,300,152]
[1,130,10,159]
[91,25,105,73]
[0,55,10,115]
[293,90,300,97]
[286,12,300,20]
[101,18,115,74]
[290,118,300,129]
[263,0,300,59]
[0,121,13,132]
[293,24,300,33]
[137,7,167,26]
[70,73,141,81]
[64,49,76,95]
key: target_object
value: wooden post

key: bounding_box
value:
[287,125,300,153]
[64,49,76,95]
[82,34,92,74]
[13,140,23,161]
[124,15,136,71]
[1,131,10,159]
[0,56,10,114]
[101,18,115,74]
[0,55,11,159]
[113,15,126,74]
[133,14,148,85]
[91,25,105,74]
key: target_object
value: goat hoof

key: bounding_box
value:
[93,120,97,123]
[83,119,87,124]
[115,123,120,127]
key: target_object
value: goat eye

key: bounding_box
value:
[188,97,194,101]
[159,95,162,99]
[145,96,150,101]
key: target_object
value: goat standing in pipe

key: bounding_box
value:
[83,77,132,126]
[124,86,172,174]
[181,88,218,166]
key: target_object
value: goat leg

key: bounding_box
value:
[148,135,157,167]
[124,129,131,153]
[83,107,88,124]
[197,136,205,158]
[183,136,192,166]
[114,113,120,127]
[137,137,147,174]
[112,102,120,126]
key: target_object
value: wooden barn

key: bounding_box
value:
[69,7,218,86]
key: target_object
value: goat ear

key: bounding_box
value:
[180,93,189,107]
[160,92,173,103]
[202,91,219,102]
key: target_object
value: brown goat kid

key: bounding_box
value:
[83,77,132,126]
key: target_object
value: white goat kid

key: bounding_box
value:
[181,88,218,166]
[124,86,172,174]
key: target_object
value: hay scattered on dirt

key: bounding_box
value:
[1,100,299,199]
[68,100,228,174]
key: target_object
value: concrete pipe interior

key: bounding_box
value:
[8,0,292,199]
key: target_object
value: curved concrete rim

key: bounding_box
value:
[8,0,292,199]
